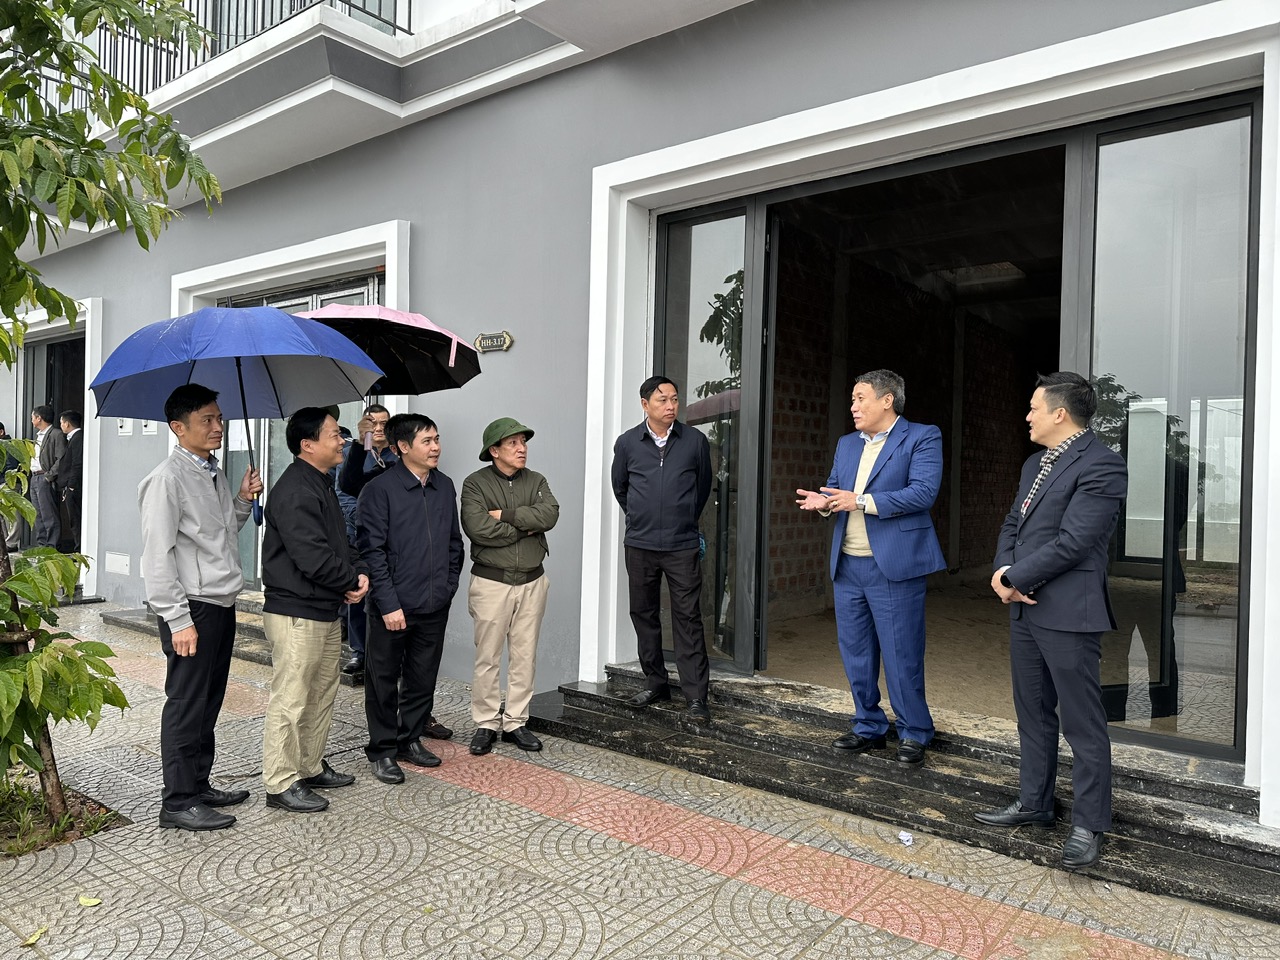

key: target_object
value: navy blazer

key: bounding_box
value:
[994,430,1128,633]
[825,418,946,583]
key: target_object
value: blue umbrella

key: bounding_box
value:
[90,305,385,523]
[90,306,384,419]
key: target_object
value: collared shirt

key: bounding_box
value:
[175,445,219,486]
[31,425,48,473]
[1021,429,1087,516]
[859,415,899,444]
[645,420,672,449]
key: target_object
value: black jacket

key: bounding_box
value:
[338,441,398,498]
[51,429,82,491]
[262,458,367,621]
[357,461,463,617]
[611,420,712,552]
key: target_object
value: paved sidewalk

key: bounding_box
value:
[2,604,1279,960]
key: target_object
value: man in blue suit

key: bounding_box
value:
[977,372,1127,871]
[798,369,945,764]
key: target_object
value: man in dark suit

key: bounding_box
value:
[29,405,66,548]
[56,411,84,553]
[977,372,1128,871]
[797,369,946,765]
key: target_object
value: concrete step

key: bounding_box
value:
[529,674,1280,923]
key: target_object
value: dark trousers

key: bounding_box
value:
[32,474,60,548]
[158,600,236,811]
[346,598,367,658]
[1010,617,1113,832]
[624,545,709,702]
[832,553,934,744]
[364,606,448,760]
[63,485,81,553]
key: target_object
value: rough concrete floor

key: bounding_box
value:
[2,603,1277,959]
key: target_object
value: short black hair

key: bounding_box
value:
[33,404,55,425]
[854,369,906,415]
[59,410,82,429]
[285,407,332,456]
[164,384,220,424]
[639,376,677,401]
[363,403,390,418]
[388,413,437,454]
[1036,371,1097,426]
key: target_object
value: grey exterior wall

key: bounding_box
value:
[23,0,1215,690]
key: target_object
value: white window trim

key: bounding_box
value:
[171,219,410,417]
[579,0,1280,819]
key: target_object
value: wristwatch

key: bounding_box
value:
[999,571,1013,588]
[855,494,867,509]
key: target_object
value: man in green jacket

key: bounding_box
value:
[461,418,559,755]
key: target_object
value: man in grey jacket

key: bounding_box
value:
[139,384,262,831]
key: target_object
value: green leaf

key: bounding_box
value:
[33,169,58,202]
[72,641,115,659]
[0,151,20,191]
[56,181,75,228]
[13,740,42,771]
[24,659,42,710]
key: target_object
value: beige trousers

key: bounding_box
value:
[262,612,343,794]
[468,574,550,731]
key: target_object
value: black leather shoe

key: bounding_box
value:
[200,787,250,808]
[396,742,442,768]
[158,803,235,831]
[341,657,364,675]
[302,760,356,789]
[501,726,543,751]
[1061,825,1104,869]
[423,716,454,740]
[974,801,1055,828]
[831,732,887,753]
[266,781,330,813]
[628,687,671,707]
[686,699,711,722]
[371,757,405,784]
[897,738,926,765]
[470,728,498,756]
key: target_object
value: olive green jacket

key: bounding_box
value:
[460,465,559,583]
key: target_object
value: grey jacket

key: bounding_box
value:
[139,446,252,631]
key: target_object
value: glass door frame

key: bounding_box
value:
[652,92,1258,762]
[1075,91,1261,760]
[654,198,769,677]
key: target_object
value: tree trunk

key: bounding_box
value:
[35,723,66,822]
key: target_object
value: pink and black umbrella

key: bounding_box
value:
[298,304,481,395]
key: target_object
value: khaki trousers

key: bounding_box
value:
[262,612,343,794]
[468,574,550,731]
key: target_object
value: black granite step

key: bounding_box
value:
[602,663,1258,817]
[529,679,1280,923]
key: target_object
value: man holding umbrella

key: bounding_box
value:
[140,384,263,831]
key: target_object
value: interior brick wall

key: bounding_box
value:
[767,228,838,619]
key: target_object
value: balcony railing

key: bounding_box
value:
[86,0,410,103]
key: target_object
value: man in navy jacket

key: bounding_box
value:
[357,413,463,784]
[798,370,945,765]
[611,376,713,721]
[978,372,1127,871]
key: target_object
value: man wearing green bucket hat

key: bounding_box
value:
[460,418,560,755]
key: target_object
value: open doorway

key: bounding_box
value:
[761,145,1065,723]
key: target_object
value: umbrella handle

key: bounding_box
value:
[236,357,265,526]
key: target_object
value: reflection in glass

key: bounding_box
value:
[1092,115,1250,745]
[661,216,745,660]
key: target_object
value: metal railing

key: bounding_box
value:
[83,0,410,104]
